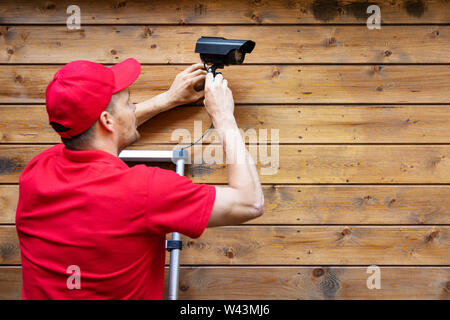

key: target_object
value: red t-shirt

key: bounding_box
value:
[15,144,215,300]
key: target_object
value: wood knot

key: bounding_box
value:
[373,65,383,73]
[14,75,23,83]
[150,44,157,49]
[224,248,235,259]
[186,240,195,248]
[110,49,117,55]
[251,14,262,23]
[324,37,338,48]
[376,86,383,92]
[428,230,439,241]
[194,4,207,15]
[180,284,189,292]
[384,50,392,56]
[313,268,324,277]
[143,27,152,37]
[45,3,56,10]
[114,1,127,9]
[341,228,351,236]
[7,48,14,55]
[271,69,280,78]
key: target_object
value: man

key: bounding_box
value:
[15,58,264,299]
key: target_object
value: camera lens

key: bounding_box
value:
[228,49,244,64]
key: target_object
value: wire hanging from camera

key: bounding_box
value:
[179,122,213,150]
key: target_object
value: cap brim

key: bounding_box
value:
[110,58,141,93]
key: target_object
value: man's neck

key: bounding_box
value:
[88,140,119,157]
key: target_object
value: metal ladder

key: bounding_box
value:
[118,148,189,300]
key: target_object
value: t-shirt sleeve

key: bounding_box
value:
[146,166,216,238]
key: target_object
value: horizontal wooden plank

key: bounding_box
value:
[0,226,20,264]
[2,105,450,144]
[171,266,450,299]
[0,185,18,224]
[173,266,450,299]
[1,144,449,184]
[2,185,450,225]
[1,25,449,64]
[3,226,449,265]
[2,266,449,300]
[252,185,450,225]
[2,65,450,104]
[175,226,450,265]
[1,0,449,24]
[0,267,21,299]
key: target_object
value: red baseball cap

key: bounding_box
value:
[45,58,141,139]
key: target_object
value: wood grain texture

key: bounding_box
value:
[171,266,450,300]
[175,226,450,265]
[0,226,20,264]
[0,267,21,300]
[1,65,450,104]
[0,185,18,224]
[1,266,449,300]
[2,185,449,225]
[253,185,450,225]
[2,225,449,265]
[1,0,449,301]
[0,0,449,24]
[1,144,449,184]
[1,25,449,64]
[2,105,450,144]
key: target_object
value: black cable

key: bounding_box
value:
[179,122,213,150]
[178,63,215,150]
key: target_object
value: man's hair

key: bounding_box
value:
[61,97,117,151]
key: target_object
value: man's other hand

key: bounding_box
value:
[203,71,235,128]
[166,63,207,107]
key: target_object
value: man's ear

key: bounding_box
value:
[97,110,115,133]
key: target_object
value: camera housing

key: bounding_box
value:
[195,36,255,73]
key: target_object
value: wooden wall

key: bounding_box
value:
[0,0,449,299]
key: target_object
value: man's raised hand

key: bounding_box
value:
[165,63,207,107]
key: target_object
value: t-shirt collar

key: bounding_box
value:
[61,144,129,168]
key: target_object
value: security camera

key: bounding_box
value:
[195,36,256,75]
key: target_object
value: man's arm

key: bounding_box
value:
[203,72,264,227]
[135,63,206,127]
[135,91,174,127]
